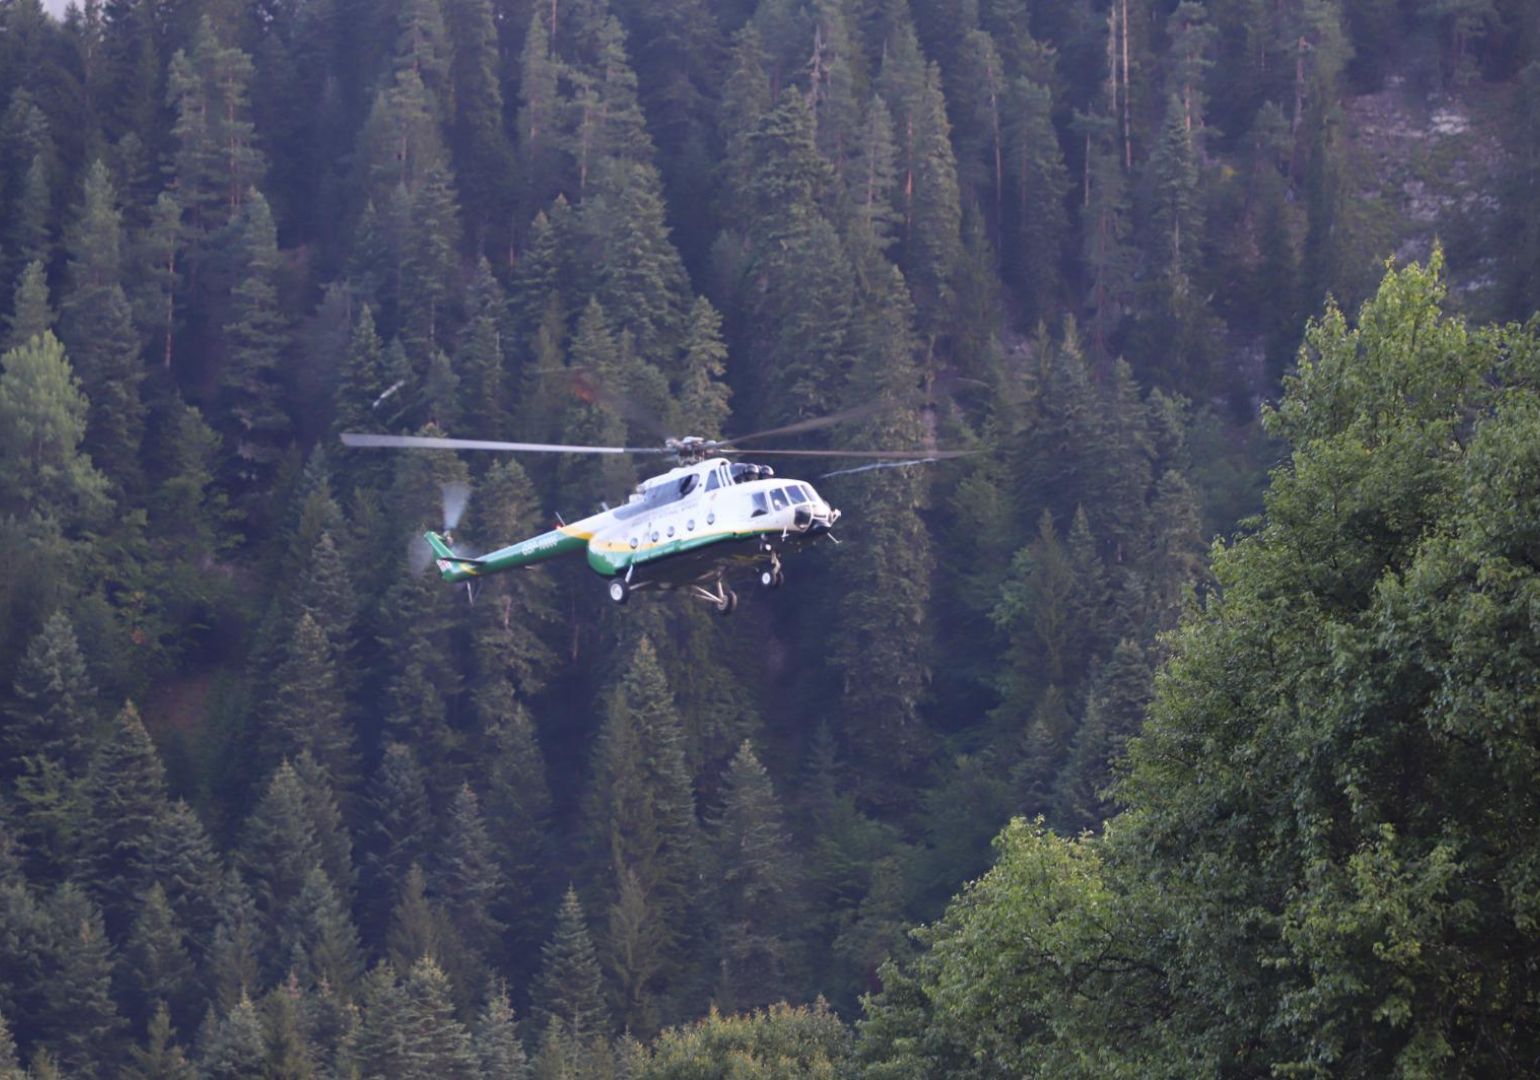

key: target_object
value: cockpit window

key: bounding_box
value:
[769,487,790,510]
[786,485,808,504]
[705,470,721,492]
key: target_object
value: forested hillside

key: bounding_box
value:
[1,0,1538,1074]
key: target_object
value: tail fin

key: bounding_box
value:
[424,531,484,581]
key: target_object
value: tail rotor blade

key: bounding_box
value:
[442,481,471,533]
[408,534,434,575]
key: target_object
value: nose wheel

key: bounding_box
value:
[758,550,784,589]
[608,579,629,604]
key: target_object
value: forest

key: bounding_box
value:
[1,0,1539,1074]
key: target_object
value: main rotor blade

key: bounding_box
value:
[723,447,975,460]
[723,401,889,446]
[819,458,954,479]
[340,433,668,455]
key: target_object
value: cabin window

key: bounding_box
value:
[667,525,675,537]
[630,537,638,549]
[787,485,808,505]
[770,488,790,511]
[686,519,695,531]
[751,492,769,517]
[705,471,721,492]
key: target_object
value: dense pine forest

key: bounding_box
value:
[3,0,1540,1073]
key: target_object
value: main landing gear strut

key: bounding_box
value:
[688,577,738,616]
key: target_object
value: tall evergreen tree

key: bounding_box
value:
[531,886,610,1044]
[40,884,123,1075]
[77,701,170,934]
[59,158,145,494]
[708,741,804,1012]
[219,189,291,517]
[6,259,53,351]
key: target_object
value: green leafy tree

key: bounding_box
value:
[638,1001,853,1077]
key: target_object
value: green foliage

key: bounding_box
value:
[637,1001,852,1078]
[0,332,109,525]
[531,886,610,1044]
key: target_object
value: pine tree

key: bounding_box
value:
[480,701,554,952]
[906,62,963,334]
[141,800,226,959]
[830,266,936,808]
[238,760,325,970]
[126,1001,196,1080]
[353,963,412,1077]
[167,17,264,246]
[473,981,529,1079]
[1054,639,1153,830]
[673,296,731,437]
[360,744,433,944]
[77,701,170,934]
[399,162,462,360]
[288,866,364,998]
[220,188,291,516]
[531,886,610,1043]
[122,881,198,1033]
[708,741,804,1012]
[267,615,354,789]
[197,994,266,1080]
[437,785,504,963]
[0,333,111,525]
[1003,75,1069,324]
[445,0,514,251]
[207,869,262,1012]
[41,883,123,1075]
[454,263,506,437]
[0,1012,19,1080]
[400,956,479,1078]
[4,610,96,780]
[60,158,145,494]
[259,975,318,1079]
[6,259,53,350]
[584,637,699,1029]
[591,162,690,368]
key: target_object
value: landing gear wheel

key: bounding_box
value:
[608,579,629,605]
[716,588,738,616]
[759,568,778,589]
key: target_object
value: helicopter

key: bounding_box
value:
[341,411,969,615]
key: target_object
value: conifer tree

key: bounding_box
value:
[259,976,317,1079]
[673,296,731,437]
[584,637,700,1027]
[437,785,504,963]
[41,884,123,1075]
[531,886,610,1043]
[1054,639,1153,830]
[207,869,262,1012]
[238,760,325,968]
[361,744,434,943]
[141,800,225,959]
[480,701,555,951]
[4,611,96,780]
[60,158,145,494]
[167,17,264,246]
[400,956,480,1078]
[709,741,804,1012]
[592,162,690,368]
[906,63,963,333]
[220,189,291,515]
[829,267,935,806]
[268,615,354,788]
[474,981,529,1079]
[399,163,462,360]
[122,881,197,1031]
[1081,137,1134,358]
[0,332,109,525]
[77,701,170,933]
[0,1012,18,1080]
[6,259,53,350]
[454,265,506,437]
[445,0,514,250]
[197,994,266,1080]
[288,866,364,998]
[848,94,900,253]
[126,1002,196,1080]
[1003,75,1069,324]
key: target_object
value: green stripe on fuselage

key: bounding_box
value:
[437,526,589,582]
